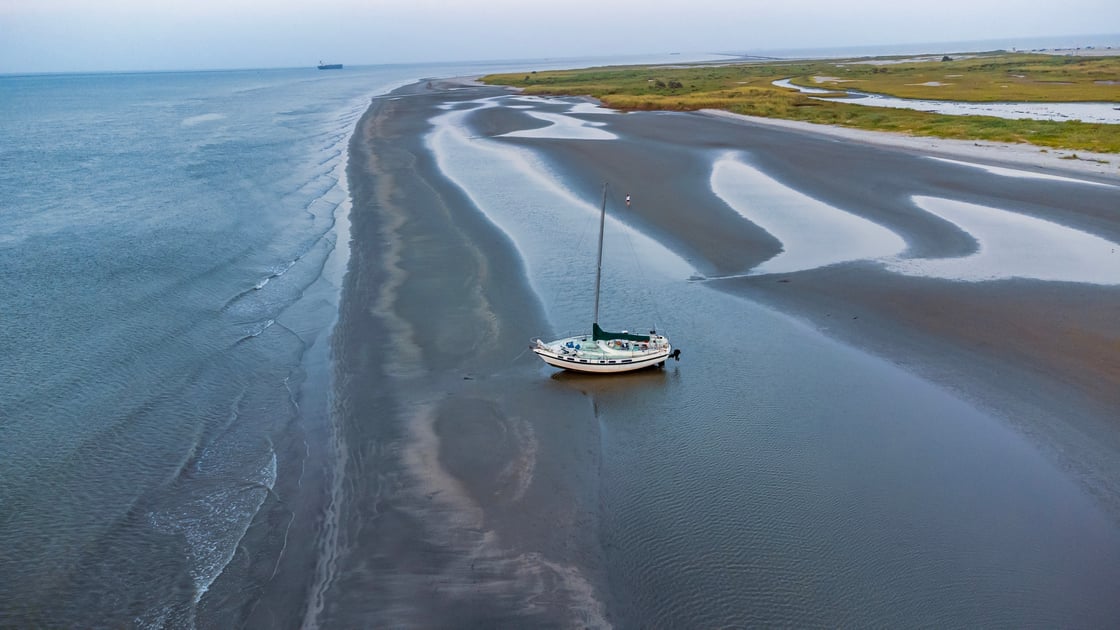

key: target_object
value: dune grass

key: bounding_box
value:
[481,53,1120,154]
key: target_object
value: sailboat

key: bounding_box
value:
[531,185,680,374]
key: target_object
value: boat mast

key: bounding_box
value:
[592,183,607,326]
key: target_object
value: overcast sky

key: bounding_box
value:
[2,0,1117,73]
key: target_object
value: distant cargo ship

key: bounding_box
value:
[317,62,343,70]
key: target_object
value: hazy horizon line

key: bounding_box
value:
[3,31,1117,77]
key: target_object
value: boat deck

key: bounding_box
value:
[533,331,672,373]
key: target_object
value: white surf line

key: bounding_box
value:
[426,97,694,328]
[885,196,1120,284]
[711,151,908,275]
[929,156,1115,187]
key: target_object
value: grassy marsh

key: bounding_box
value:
[481,53,1120,153]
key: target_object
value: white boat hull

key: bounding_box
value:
[532,333,673,374]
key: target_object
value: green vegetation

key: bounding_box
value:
[481,53,1120,153]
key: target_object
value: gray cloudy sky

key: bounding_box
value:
[1,0,1117,73]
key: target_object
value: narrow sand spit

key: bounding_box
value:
[699,109,1120,180]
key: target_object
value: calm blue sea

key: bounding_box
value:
[0,64,404,627]
[743,32,1120,59]
[0,54,722,627]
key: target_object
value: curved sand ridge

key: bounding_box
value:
[887,196,1120,284]
[469,94,1120,286]
[426,96,693,328]
[711,151,907,275]
[709,151,1120,283]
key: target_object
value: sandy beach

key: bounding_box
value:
[313,81,610,627]
[316,78,1120,626]
[702,108,1120,180]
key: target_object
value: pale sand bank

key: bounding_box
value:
[700,108,1120,180]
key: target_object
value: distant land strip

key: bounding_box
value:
[481,52,1120,154]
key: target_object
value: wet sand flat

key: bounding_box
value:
[315,82,610,627]
[496,99,1120,423]
[320,79,1120,626]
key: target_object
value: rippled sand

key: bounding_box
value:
[321,77,1120,627]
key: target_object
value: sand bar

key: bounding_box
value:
[317,78,1120,626]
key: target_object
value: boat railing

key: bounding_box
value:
[544,332,668,357]
[598,339,665,355]
[549,328,666,341]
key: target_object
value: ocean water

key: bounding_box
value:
[745,32,1120,60]
[0,55,721,627]
[0,65,390,627]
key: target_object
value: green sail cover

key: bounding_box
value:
[593,323,651,343]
